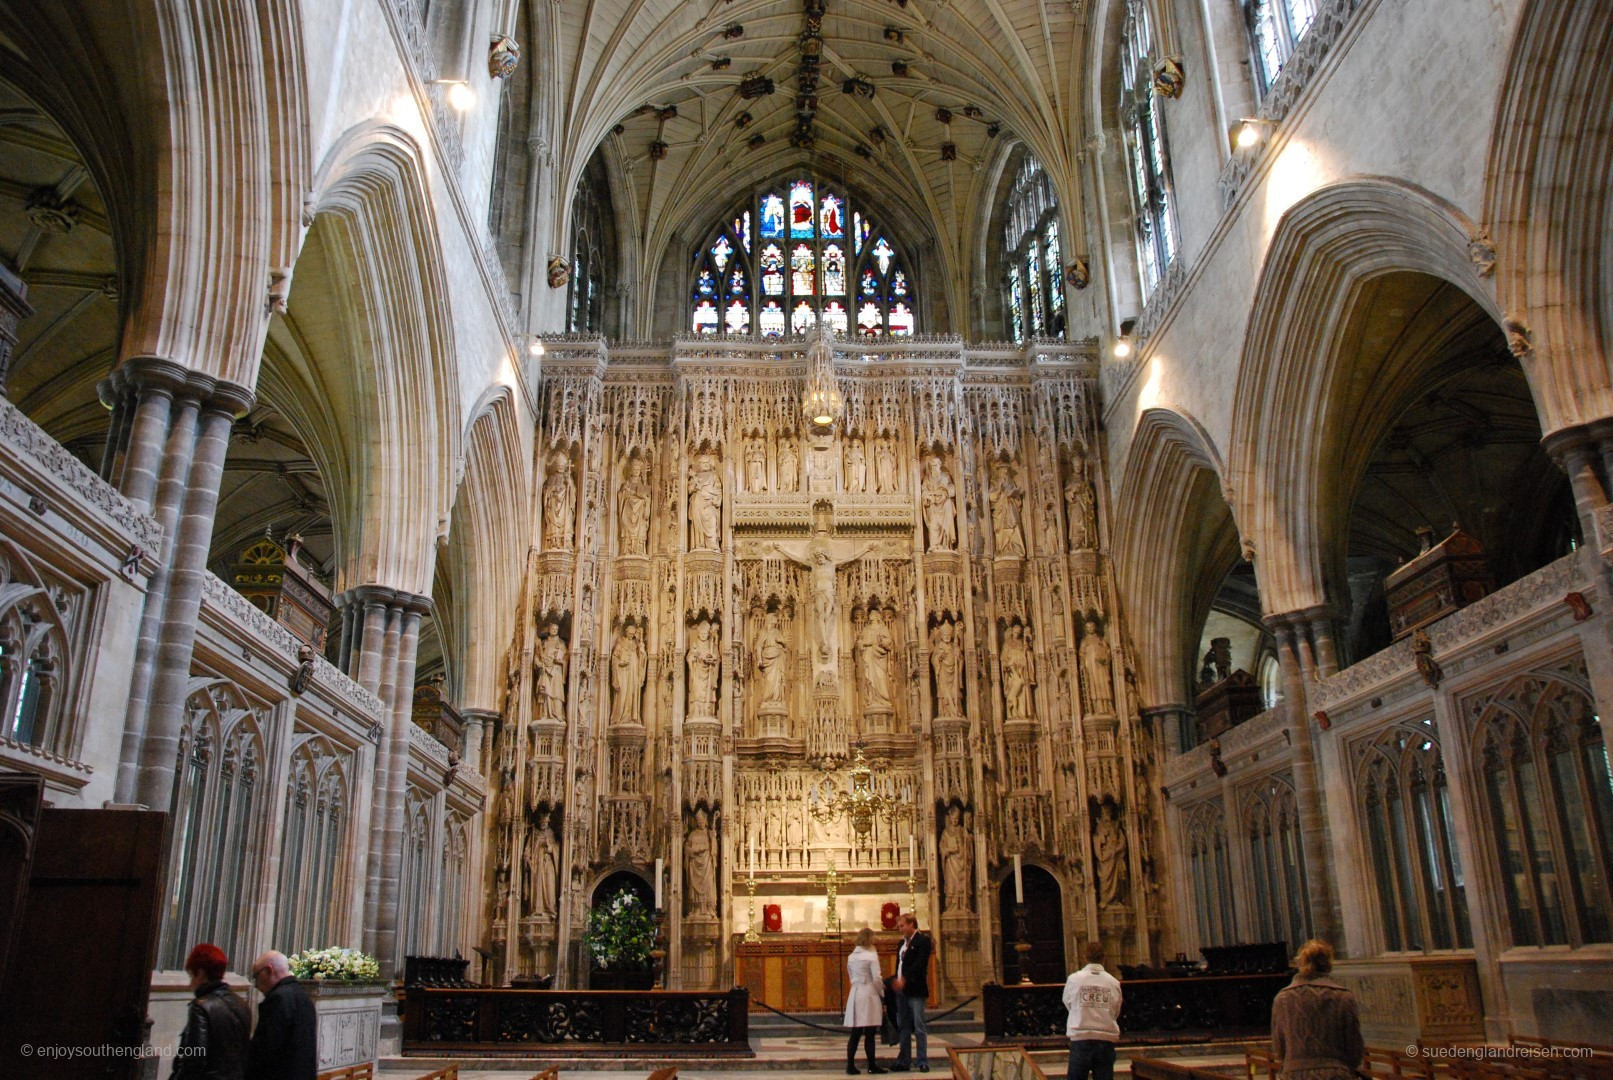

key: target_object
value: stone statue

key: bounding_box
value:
[618,456,652,555]
[930,620,963,718]
[940,804,970,911]
[1001,623,1034,720]
[685,807,717,916]
[778,435,799,492]
[745,437,768,493]
[688,452,723,550]
[1080,619,1115,714]
[1094,802,1128,907]
[765,533,882,669]
[856,607,896,709]
[753,610,790,707]
[921,454,957,551]
[527,811,558,916]
[844,437,867,492]
[1065,455,1097,551]
[1039,501,1060,555]
[686,618,721,718]
[535,622,567,721]
[990,461,1026,557]
[609,623,647,724]
[874,435,898,494]
[542,450,576,550]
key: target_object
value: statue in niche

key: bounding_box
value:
[778,435,799,492]
[542,450,576,550]
[753,610,790,708]
[685,807,717,916]
[1093,802,1129,907]
[921,454,958,551]
[1080,618,1115,715]
[989,461,1027,557]
[745,437,768,493]
[874,435,898,494]
[766,799,784,854]
[686,618,721,718]
[765,533,883,668]
[845,437,867,492]
[609,623,647,724]
[930,621,963,718]
[1064,454,1097,551]
[785,809,803,862]
[534,622,568,721]
[1039,500,1060,555]
[618,456,652,555]
[1001,623,1035,721]
[688,452,723,551]
[526,811,559,916]
[856,607,897,709]
[940,804,970,911]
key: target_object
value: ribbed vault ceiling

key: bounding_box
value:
[551,0,1089,322]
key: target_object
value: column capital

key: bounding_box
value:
[335,583,434,615]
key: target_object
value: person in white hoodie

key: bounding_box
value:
[1062,941,1123,1080]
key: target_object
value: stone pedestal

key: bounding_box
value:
[939,912,979,1002]
[757,703,789,739]
[1333,957,1484,1046]
[304,980,386,1069]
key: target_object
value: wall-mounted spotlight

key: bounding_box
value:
[1233,117,1274,150]
[1112,337,1133,360]
[433,79,476,111]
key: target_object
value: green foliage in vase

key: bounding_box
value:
[582,889,656,970]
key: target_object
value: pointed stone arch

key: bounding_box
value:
[303,123,462,596]
[1484,0,1613,434]
[1226,178,1508,618]
[1113,406,1233,709]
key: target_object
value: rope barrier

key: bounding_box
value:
[751,994,980,1034]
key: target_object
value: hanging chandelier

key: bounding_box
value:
[809,744,911,844]
[802,323,842,429]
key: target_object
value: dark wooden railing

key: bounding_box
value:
[402,987,751,1055]
[982,973,1290,1044]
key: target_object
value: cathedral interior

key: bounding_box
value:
[0,0,1610,1068]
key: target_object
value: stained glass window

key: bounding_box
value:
[761,194,785,238]
[823,301,848,334]
[761,244,784,296]
[760,301,786,338]
[791,301,816,334]
[693,300,718,334]
[1248,0,1318,94]
[1001,154,1065,341]
[691,180,917,336]
[872,237,894,276]
[823,245,846,295]
[790,181,815,238]
[1122,0,1177,297]
[1026,244,1045,336]
[791,244,815,295]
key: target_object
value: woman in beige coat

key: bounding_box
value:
[844,927,888,1075]
[1271,940,1365,1080]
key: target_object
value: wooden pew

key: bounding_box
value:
[317,1066,374,1080]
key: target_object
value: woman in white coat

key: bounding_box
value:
[844,927,889,1075]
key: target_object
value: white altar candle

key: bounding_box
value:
[910,833,917,872]
[749,835,756,877]
[654,858,663,909]
[1013,854,1024,903]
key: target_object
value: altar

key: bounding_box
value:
[734,933,939,1013]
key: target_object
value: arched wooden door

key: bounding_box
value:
[998,865,1066,984]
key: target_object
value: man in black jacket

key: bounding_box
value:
[247,951,317,1080]
[891,912,932,1072]
[174,944,251,1079]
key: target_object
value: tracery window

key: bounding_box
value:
[1246,0,1318,94]
[400,794,433,957]
[1120,0,1178,297]
[275,733,353,954]
[1470,666,1613,947]
[567,161,610,333]
[1354,718,1472,952]
[1242,775,1311,951]
[692,179,916,337]
[1001,156,1066,344]
[161,681,266,969]
[437,814,470,954]
[1186,799,1236,947]
[0,541,75,754]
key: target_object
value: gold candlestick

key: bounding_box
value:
[822,858,842,938]
[745,872,760,942]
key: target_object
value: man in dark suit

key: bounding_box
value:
[891,911,932,1072]
[246,951,317,1080]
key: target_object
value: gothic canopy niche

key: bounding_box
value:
[690,177,917,338]
[561,0,1093,338]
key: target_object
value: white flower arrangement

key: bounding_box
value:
[287,946,381,982]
